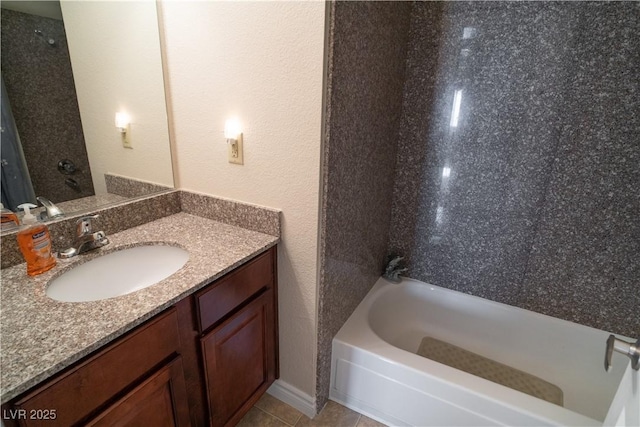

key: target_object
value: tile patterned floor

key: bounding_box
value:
[238,393,386,427]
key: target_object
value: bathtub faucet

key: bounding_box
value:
[605,335,639,372]
[383,255,407,283]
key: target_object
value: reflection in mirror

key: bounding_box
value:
[0,0,174,226]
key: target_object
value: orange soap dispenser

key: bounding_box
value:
[16,203,56,276]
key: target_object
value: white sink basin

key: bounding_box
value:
[46,245,189,302]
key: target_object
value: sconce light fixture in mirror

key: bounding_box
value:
[115,112,132,148]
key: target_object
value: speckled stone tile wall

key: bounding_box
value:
[389,2,639,338]
[316,1,412,412]
[105,173,172,198]
[1,9,95,203]
[517,3,640,336]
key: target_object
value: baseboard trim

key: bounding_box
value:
[267,380,317,418]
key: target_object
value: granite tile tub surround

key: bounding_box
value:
[388,1,639,337]
[316,0,412,412]
[1,8,95,203]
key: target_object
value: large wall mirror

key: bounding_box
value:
[1,0,174,226]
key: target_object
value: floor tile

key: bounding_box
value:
[355,414,386,427]
[295,401,360,427]
[237,407,289,427]
[255,393,303,426]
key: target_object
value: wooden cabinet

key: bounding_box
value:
[2,246,278,427]
[196,248,278,427]
[201,291,277,427]
[10,309,183,427]
[195,249,274,333]
[86,356,191,427]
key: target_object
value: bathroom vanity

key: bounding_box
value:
[0,208,280,427]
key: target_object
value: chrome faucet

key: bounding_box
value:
[36,196,64,220]
[59,215,110,258]
[605,335,639,372]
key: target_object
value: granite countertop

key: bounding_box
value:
[0,212,279,403]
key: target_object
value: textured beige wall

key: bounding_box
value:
[61,0,174,194]
[160,1,325,399]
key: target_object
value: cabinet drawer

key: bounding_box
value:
[14,308,181,427]
[196,249,274,332]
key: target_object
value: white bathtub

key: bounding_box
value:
[330,277,639,426]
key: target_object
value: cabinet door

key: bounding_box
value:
[201,291,276,427]
[86,356,191,427]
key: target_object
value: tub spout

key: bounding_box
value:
[383,255,407,283]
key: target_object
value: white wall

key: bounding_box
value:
[159,0,325,401]
[1,1,63,20]
[61,0,174,194]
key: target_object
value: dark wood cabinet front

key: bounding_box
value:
[201,291,277,427]
[86,356,191,427]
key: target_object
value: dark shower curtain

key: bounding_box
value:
[1,74,36,211]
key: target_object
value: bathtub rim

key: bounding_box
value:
[331,276,632,426]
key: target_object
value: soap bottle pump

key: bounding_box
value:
[1,203,20,232]
[16,203,56,276]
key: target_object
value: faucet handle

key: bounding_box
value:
[605,334,640,372]
[76,214,99,236]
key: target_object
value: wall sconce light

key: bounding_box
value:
[224,117,243,165]
[115,112,132,148]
